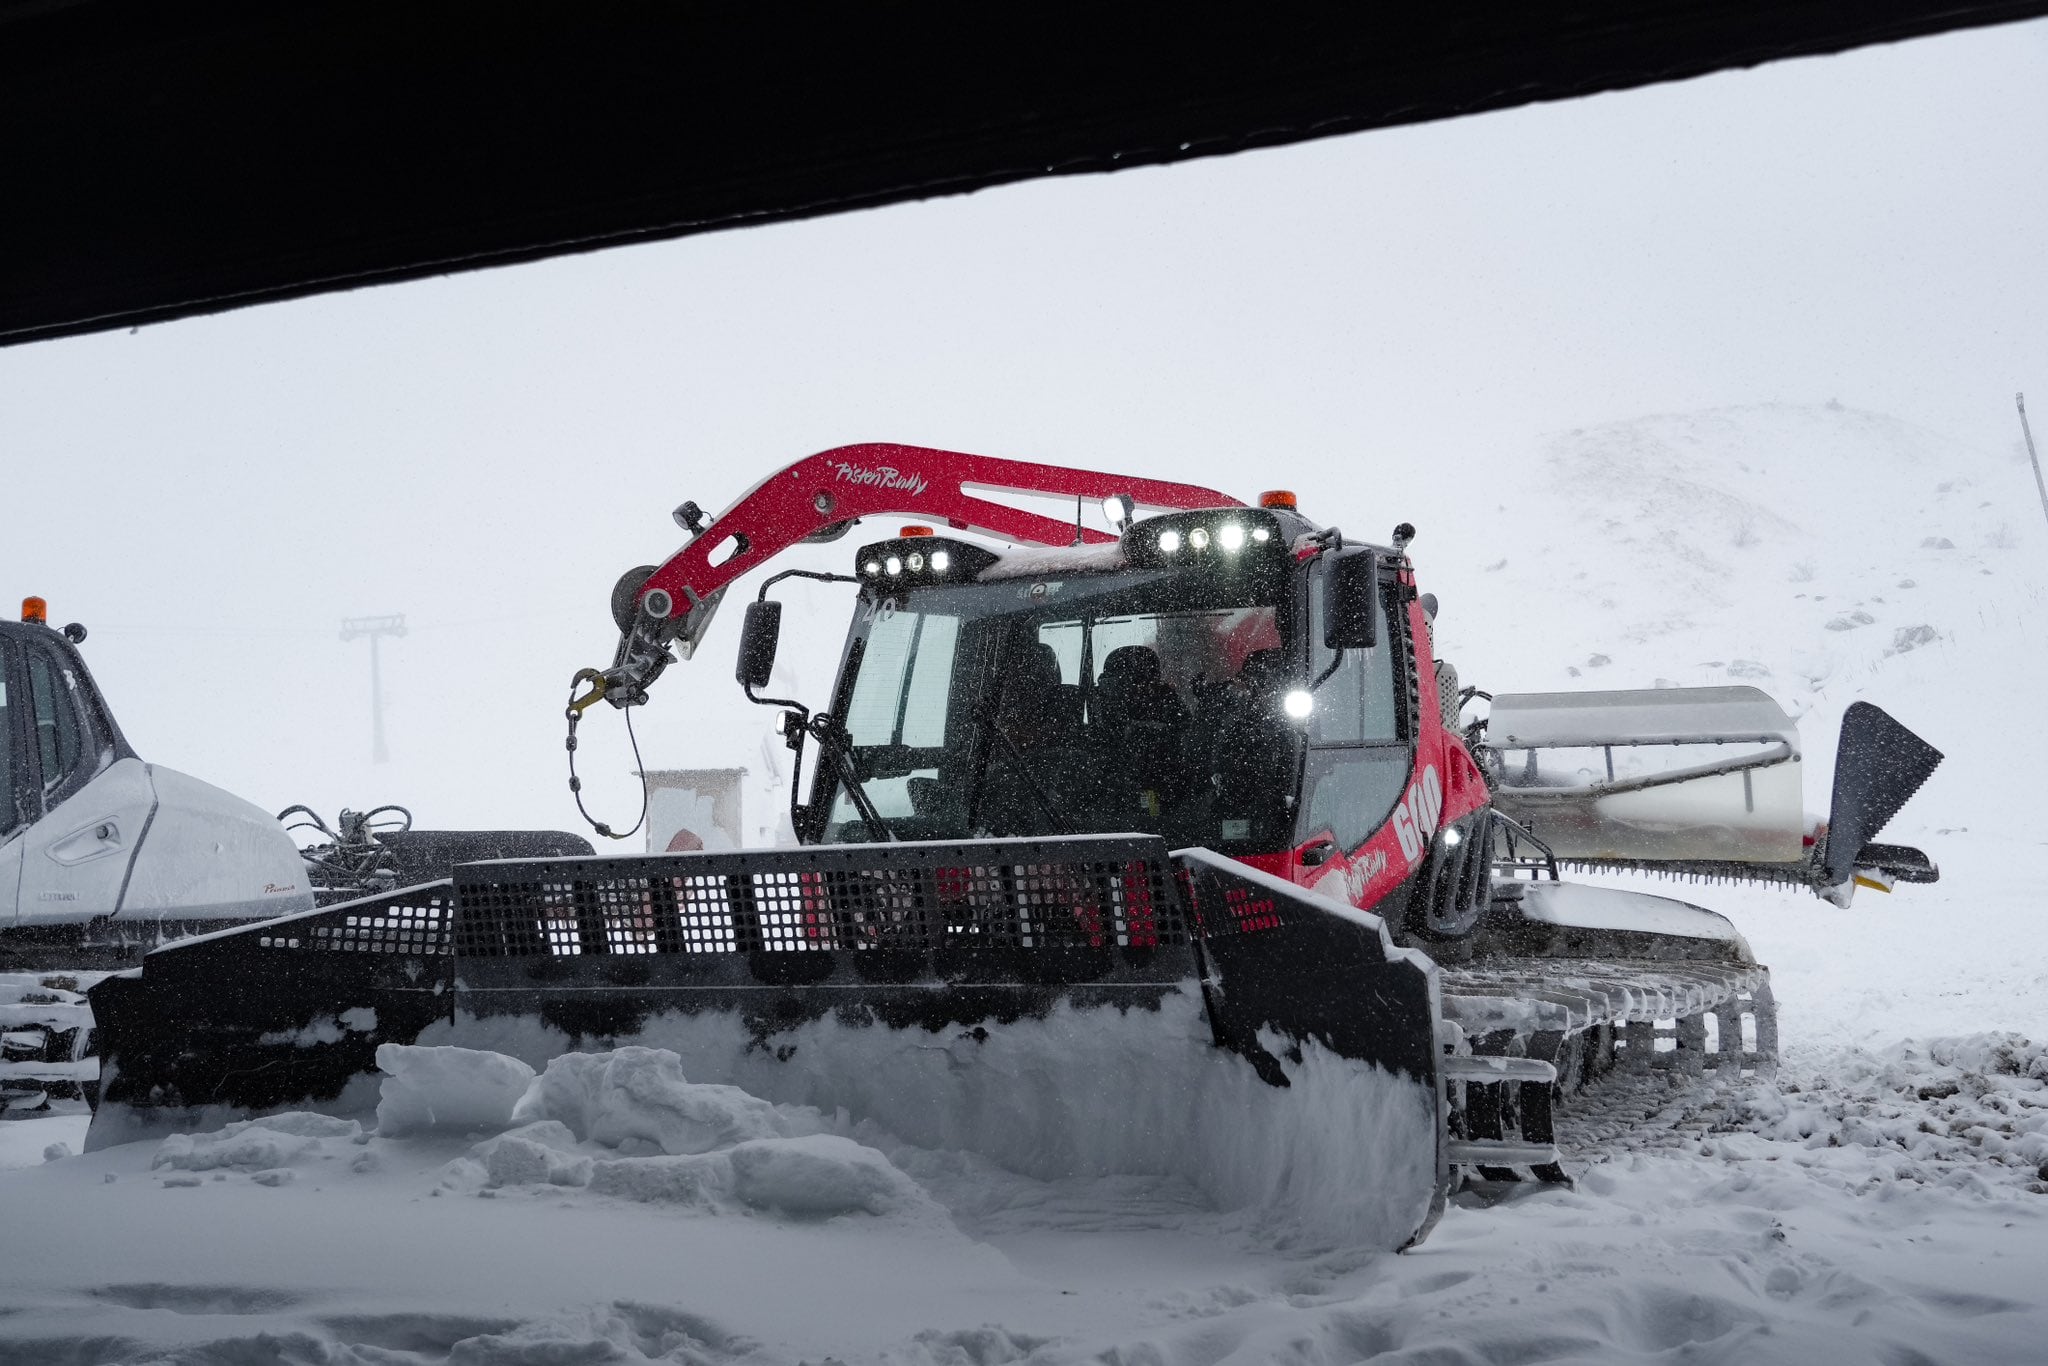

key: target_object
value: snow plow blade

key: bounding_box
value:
[1485,687,1941,896]
[88,836,1449,1249]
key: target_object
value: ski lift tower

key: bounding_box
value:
[340,613,407,764]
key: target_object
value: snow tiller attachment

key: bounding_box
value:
[1484,687,1941,901]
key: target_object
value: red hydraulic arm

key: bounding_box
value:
[578,443,1241,711]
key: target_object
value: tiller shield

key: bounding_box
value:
[89,836,1449,1249]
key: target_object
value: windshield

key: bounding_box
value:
[816,569,1301,851]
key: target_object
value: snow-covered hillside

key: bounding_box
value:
[1438,405,2048,1072]
[4,405,2046,1365]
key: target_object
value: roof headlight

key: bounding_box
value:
[1118,508,1286,569]
[855,535,995,584]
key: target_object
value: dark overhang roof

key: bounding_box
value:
[4,1,2043,347]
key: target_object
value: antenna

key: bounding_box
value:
[2020,394,2047,532]
[339,614,407,763]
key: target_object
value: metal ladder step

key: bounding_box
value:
[1441,1054,1558,1084]
[1445,1138,1562,1168]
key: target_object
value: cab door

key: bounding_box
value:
[1293,554,1416,909]
[11,639,150,926]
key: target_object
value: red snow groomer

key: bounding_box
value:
[87,445,1942,1249]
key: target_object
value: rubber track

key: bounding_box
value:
[1438,955,1774,1181]
[1551,1064,1753,1162]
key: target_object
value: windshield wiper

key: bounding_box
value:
[967,698,1080,835]
[809,713,896,842]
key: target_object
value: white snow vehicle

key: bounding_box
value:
[0,596,591,1115]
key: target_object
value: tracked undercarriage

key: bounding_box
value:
[1439,881,1776,1185]
[0,972,101,1117]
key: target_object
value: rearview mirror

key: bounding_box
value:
[736,600,782,692]
[1323,554,1379,651]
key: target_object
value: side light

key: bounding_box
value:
[907,552,925,572]
[1157,529,1182,554]
[1189,527,1210,551]
[1283,689,1314,720]
[931,550,951,572]
[884,555,903,576]
[21,596,47,625]
[1217,523,1246,552]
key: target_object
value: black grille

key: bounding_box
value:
[253,885,457,956]
[1180,861,1295,941]
[452,836,1186,960]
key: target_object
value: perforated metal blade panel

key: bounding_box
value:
[450,835,1187,960]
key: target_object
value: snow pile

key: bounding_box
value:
[508,1045,806,1154]
[423,987,1441,1250]
[470,1119,593,1189]
[428,1044,939,1222]
[423,1301,765,1365]
[151,1110,370,1188]
[374,1042,535,1136]
[1730,1033,2048,1193]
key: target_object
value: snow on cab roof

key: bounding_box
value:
[974,540,1128,581]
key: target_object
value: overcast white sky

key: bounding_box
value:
[3,18,2044,836]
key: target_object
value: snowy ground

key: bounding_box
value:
[2,405,2044,1364]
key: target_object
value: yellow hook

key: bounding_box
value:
[567,667,609,715]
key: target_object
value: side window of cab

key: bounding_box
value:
[0,640,24,839]
[1299,561,1411,852]
[26,645,89,805]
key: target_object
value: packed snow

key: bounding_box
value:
[4,403,2047,1363]
[395,989,1440,1250]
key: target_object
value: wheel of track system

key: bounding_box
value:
[1396,811,1495,954]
